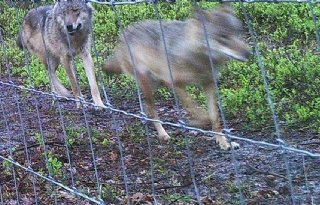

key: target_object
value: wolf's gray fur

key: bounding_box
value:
[104,5,251,150]
[17,0,105,108]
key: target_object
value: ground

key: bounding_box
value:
[0,76,320,205]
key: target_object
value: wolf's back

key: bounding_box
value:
[16,6,52,49]
[123,20,185,48]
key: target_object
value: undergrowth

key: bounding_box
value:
[0,0,319,133]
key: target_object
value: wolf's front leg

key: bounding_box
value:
[79,50,105,109]
[204,83,240,150]
[62,56,82,108]
[175,85,211,127]
[47,57,71,98]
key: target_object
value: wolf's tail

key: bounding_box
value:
[16,30,24,50]
[103,58,122,75]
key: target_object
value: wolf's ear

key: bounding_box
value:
[217,3,235,15]
[192,6,204,21]
[192,6,215,22]
[55,0,75,2]
[86,2,94,11]
[192,4,234,21]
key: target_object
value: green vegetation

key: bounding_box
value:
[47,151,63,177]
[34,132,45,146]
[66,126,106,146]
[101,184,119,203]
[226,180,252,204]
[2,160,12,175]
[125,121,146,142]
[0,0,319,133]
[163,193,193,204]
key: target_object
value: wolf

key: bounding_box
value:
[104,5,251,150]
[17,0,105,108]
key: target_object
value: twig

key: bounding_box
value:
[299,141,320,146]
[155,182,192,190]
[247,164,288,180]
[14,142,66,152]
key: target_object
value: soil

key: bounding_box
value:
[0,77,320,205]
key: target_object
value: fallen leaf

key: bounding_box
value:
[130,192,153,205]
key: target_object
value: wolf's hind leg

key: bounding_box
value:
[139,72,170,141]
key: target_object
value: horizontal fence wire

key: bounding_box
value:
[87,0,320,4]
[0,156,104,204]
[1,0,320,204]
[1,81,319,158]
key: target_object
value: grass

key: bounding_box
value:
[163,193,193,204]
[0,0,319,134]
[66,126,106,146]
[41,151,63,178]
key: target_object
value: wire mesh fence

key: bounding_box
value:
[0,0,320,204]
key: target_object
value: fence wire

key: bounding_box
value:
[1,0,320,204]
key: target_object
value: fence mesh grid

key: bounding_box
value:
[1,0,320,204]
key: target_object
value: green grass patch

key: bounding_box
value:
[1,0,319,133]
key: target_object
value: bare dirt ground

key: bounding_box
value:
[1,77,320,205]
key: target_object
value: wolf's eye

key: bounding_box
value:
[73,9,80,15]
[219,35,229,46]
[221,34,228,39]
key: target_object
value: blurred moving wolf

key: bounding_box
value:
[104,5,251,150]
[17,0,105,108]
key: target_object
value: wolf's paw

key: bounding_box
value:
[76,101,82,109]
[159,132,171,141]
[217,140,231,150]
[230,141,240,150]
[215,135,240,150]
[58,90,72,98]
[93,103,107,110]
[51,86,72,98]
[188,118,211,128]
[92,97,106,109]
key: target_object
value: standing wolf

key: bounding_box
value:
[17,0,105,108]
[104,5,251,150]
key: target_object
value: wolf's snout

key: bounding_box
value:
[66,23,82,34]
[66,24,74,33]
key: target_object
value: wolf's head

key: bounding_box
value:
[193,5,251,62]
[54,0,93,35]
